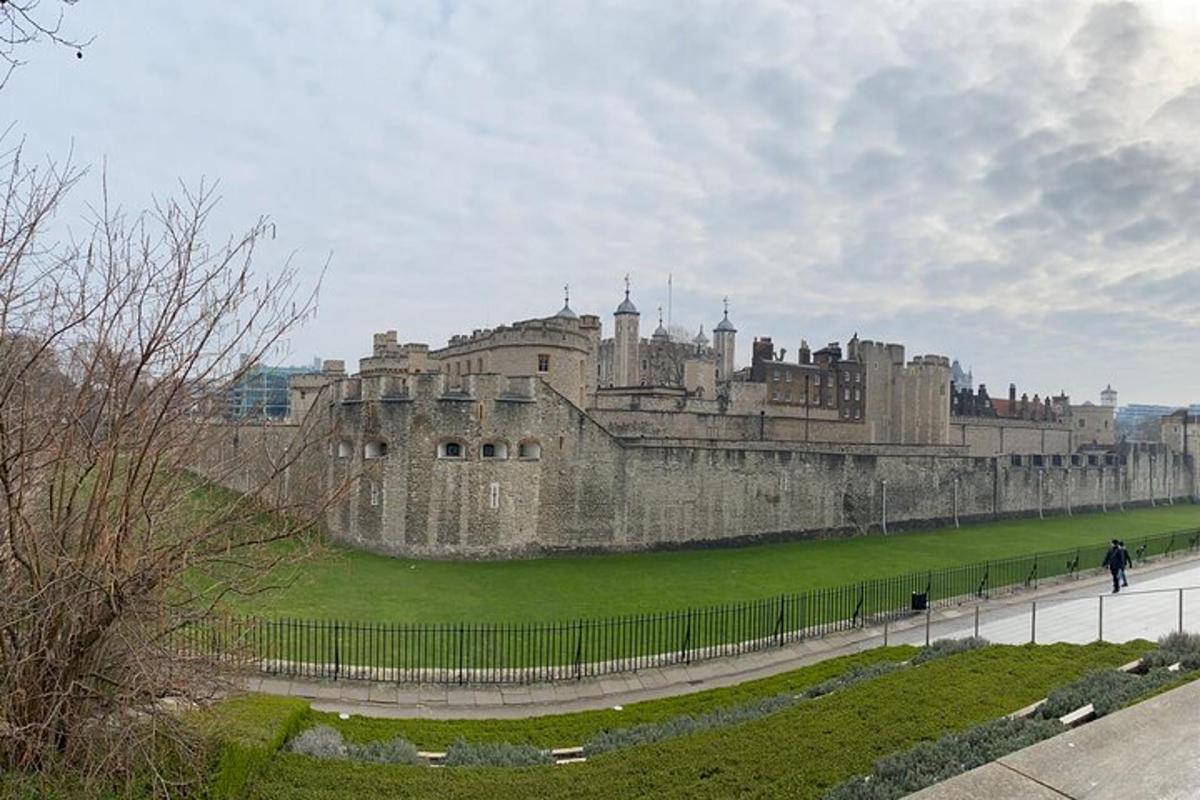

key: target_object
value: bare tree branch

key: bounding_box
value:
[0,140,343,783]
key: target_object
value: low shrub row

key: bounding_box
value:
[246,641,1151,800]
[1036,667,1183,719]
[823,716,1066,799]
[1140,630,1200,670]
[288,725,422,765]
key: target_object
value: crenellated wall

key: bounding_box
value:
[198,373,1199,559]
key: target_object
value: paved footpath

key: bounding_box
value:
[911,676,1200,799]
[242,553,1200,720]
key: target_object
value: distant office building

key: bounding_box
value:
[227,360,320,420]
[1115,402,1200,441]
[950,359,973,391]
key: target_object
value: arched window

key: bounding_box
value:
[481,442,508,460]
[337,439,353,458]
[364,440,388,459]
[517,441,541,460]
[438,441,465,459]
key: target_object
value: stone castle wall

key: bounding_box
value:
[198,373,1198,560]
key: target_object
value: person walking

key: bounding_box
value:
[1117,540,1132,587]
[1102,539,1126,593]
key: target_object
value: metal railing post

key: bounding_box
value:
[924,604,931,647]
[883,619,889,647]
[974,605,980,638]
[1030,600,1037,644]
[1098,595,1103,643]
[1180,588,1185,634]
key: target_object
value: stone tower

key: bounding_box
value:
[613,277,641,386]
[713,298,737,382]
[1101,384,1118,407]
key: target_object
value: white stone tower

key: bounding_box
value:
[613,276,641,386]
[713,297,737,382]
[1101,384,1118,407]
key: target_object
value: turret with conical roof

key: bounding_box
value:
[613,275,641,386]
[554,284,578,320]
[694,324,709,349]
[652,305,669,340]
[713,297,736,382]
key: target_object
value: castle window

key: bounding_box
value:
[477,358,483,373]
[1078,419,1086,428]
[482,442,508,460]
[518,441,542,460]
[854,389,861,401]
[785,372,791,382]
[438,441,465,459]
[1012,455,1023,466]
[537,354,550,373]
[337,439,354,458]
[364,440,388,459]
[489,481,500,509]
[369,482,380,507]
[843,388,850,401]
[855,373,861,383]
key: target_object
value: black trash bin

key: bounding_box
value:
[911,592,928,612]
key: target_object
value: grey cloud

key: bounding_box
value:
[4,0,1199,404]
[1069,2,1151,74]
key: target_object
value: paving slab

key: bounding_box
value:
[909,762,1065,800]
[300,682,342,701]
[256,677,292,696]
[472,689,503,707]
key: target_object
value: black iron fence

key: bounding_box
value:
[173,527,1200,685]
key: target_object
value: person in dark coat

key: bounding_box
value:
[1102,539,1126,593]
[1117,540,1132,587]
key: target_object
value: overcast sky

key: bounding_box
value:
[8,1,1200,405]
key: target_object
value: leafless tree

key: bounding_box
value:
[0,138,340,790]
[1,0,89,89]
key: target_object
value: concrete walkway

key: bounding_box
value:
[911,677,1200,799]
[241,553,1200,720]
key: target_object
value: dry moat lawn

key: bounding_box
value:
[220,504,1200,623]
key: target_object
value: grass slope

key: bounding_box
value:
[247,641,1150,800]
[302,645,917,749]
[229,505,1200,622]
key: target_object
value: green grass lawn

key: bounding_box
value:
[243,641,1150,800]
[226,505,1200,623]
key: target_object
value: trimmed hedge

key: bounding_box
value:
[1036,667,1184,719]
[247,642,1151,800]
[301,646,918,750]
[193,694,311,800]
